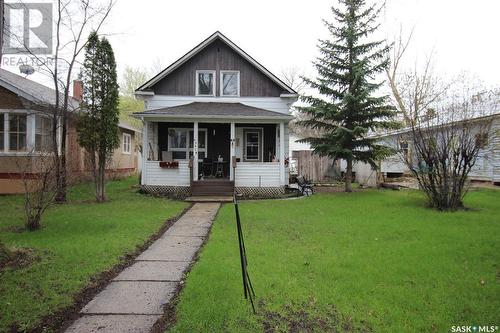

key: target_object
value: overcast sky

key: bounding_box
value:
[2,0,499,88]
[101,0,500,87]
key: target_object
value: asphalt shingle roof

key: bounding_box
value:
[0,68,79,109]
[133,102,293,119]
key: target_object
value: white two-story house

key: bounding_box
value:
[133,32,297,198]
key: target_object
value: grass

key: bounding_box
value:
[171,189,500,332]
[0,177,188,332]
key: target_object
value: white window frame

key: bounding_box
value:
[243,128,263,162]
[122,132,132,154]
[220,70,240,97]
[195,70,216,97]
[0,109,60,156]
[167,128,208,160]
[35,114,53,152]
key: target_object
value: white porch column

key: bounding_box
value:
[193,121,199,181]
[279,122,285,186]
[141,120,148,185]
[230,122,235,181]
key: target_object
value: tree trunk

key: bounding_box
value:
[345,157,353,192]
[55,116,67,202]
[96,155,106,202]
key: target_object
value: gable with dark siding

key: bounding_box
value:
[151,38,286,97]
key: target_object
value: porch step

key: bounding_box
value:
[185,196,233,203]
[191,180,234,197]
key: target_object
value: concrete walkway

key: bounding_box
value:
[65,203,221,333]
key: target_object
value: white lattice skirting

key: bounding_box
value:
[235,186,285,198]
[141,185,190,198]
[141,185,286,199]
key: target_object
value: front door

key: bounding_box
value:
[243,129,262,162]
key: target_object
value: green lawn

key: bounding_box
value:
[171,189,500,332]
[0,177,187,332]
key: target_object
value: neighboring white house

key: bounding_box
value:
[351,112,500,187]
[133,32,298,197]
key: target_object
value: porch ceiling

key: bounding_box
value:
[133,102,293,121]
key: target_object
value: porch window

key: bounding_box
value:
[244,129,262,162]
[122,133,132,154]
[35,115,53,151]
[220,71,239,96]
[168,128,207,160]
[196,70,215,96]
[9,114,27,151]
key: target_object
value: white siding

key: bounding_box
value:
[143,95,293,115]
[144,160,190,186]
[491,118,500,182]
[235,162,280,187]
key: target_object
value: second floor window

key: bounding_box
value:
[196,70,215,96]
[221,71,239,96]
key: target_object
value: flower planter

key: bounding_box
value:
[159,161,179,169]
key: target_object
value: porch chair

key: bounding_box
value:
[296,175,314,196]
[202,158,213,178]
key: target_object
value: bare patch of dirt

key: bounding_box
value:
[1,225,26,233]
[259,298,373,333]
[0,247,45,271]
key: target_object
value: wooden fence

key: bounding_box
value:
[291,150,340,182]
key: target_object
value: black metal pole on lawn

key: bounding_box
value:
[233,193,256,314]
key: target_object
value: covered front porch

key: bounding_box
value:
[137,112,292,198]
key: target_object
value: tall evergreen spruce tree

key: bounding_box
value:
[77,32,120,202]
[298,0,398,192]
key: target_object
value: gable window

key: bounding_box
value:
[220,71,240,96]
[35,115,53,152]
[168,128,207,160]
[123,133,132,154]
[9,114,27,151]
[243,129,262,162]
[196,70,215,96]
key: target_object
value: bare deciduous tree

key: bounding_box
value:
[121,65,148,96]
[399,87,496,211]
[16,149,58,230]
[386,28,451,125]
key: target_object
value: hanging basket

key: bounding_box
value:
[159,161,179,169]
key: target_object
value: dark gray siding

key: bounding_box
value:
[152,39,285,97]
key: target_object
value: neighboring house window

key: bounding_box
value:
[123,133,132,154]
[243,129,262,162]
[9,114,27,151]
[35,115,53,151]
[475,132,488,149]
[168,128,207,159]
[399,140,409,157]
[196,70,215,96]
[220,71,240,96]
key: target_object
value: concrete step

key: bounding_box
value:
[185,196,233,202]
